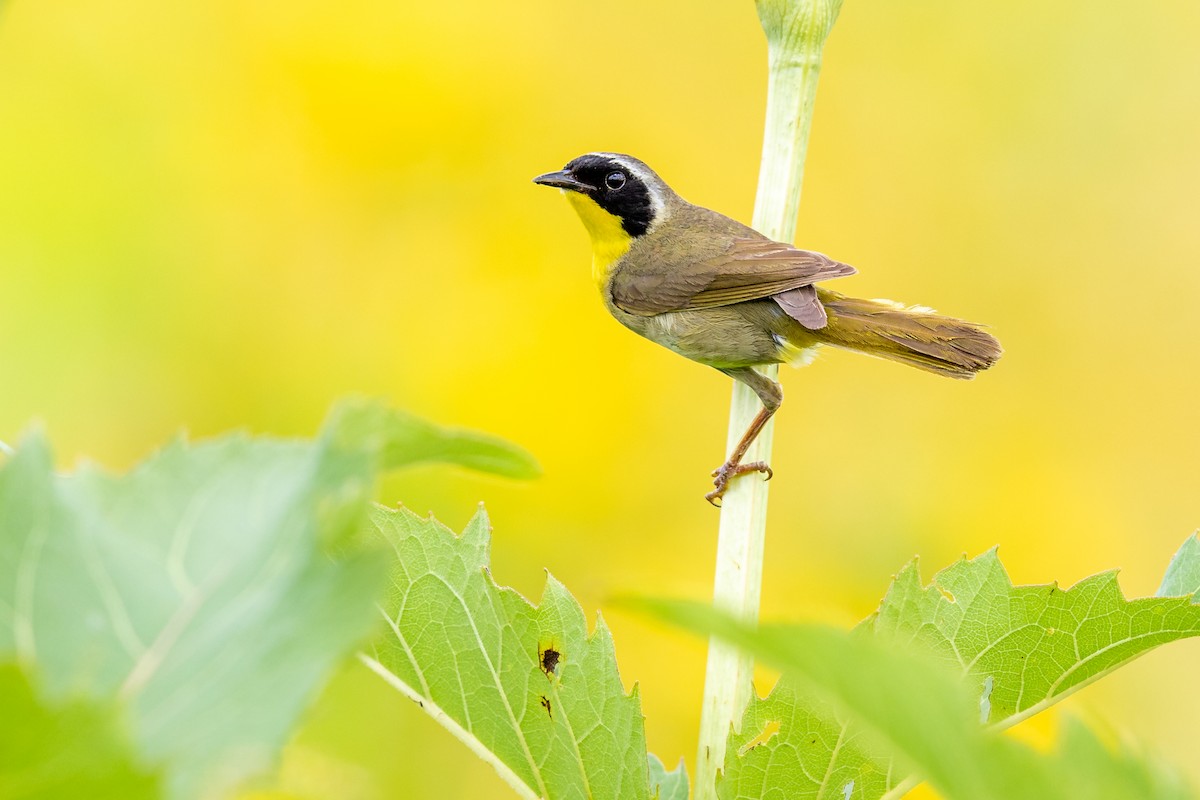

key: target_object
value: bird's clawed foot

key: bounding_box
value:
[705,460,774,506]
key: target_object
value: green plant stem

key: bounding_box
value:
[694,1,842,797]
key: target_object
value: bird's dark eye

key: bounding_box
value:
[605,171,627,190]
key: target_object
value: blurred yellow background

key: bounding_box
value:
[1,0,1198,796]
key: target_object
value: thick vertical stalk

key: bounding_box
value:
[694,2,842,797]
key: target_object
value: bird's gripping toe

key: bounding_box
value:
[705,460,773,506]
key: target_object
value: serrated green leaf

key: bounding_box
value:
[324,398,541,480]
[630,598,1058,800]
[636,598,1197,800]
[1158,533,1200,600]
[0,423,389,797]
[871,547,1200,726]
[711,538,1200,799]
[649,754,688,800]
[0,401,546,796]
[361,505,656,800]
[720,677,893,800]
[0,662,161,799]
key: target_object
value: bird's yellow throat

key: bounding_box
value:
[565,191,633,287]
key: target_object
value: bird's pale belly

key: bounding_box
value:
[604,296,820,369]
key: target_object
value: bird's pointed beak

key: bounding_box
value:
[533,170,591,193]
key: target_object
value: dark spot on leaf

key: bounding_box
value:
[539,645,562,677]
[540,695,552,718]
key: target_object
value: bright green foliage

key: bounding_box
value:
[0,429,385,797]
[362,505,662,800]
[636,597,1197,800]
[1159,534,1200,600]
[0,663,160,799]
[634,602,1054,800]
[3,396,1192,800]
[871,548,1200,726]
[721,678,893,800]
[635,537,1200,800]
[0,402,537,798]
[649,755,689,800]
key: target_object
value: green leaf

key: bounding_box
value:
[1051,718,1194,800]
[638,537,1200,800]
[325,398,541,480]
[629,598,1056,800]
[871,547,1200,727]
[0,402,529,797]
[1158,533,1200,600]
[649,754,689,800]
[634,598,1197,800]
[361,505,658,800]
[0,428,388,798]
[0,662,160,799]
[720,677,894,800]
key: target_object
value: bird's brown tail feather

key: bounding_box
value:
[815,292,1001,379]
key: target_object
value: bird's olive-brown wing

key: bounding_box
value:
[610,235,856,317]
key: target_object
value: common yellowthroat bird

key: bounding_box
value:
[534,153,1001,504]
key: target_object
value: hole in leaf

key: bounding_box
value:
[979,675,994,724]
[737,719,781,756]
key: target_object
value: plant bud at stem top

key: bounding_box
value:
[756,0,843,60]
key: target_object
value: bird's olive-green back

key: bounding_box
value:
[606,202,854,316]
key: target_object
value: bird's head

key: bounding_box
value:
[534,154,675,275]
